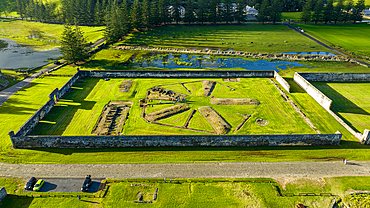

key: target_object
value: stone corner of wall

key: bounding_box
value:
[0,187,7,201]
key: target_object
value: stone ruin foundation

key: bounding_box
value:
[145,104,190,122]
[202,81,216,97]
[147,86,188,101]
[119,80,133,92]
[198,106,232,135]
[92,101,132,135]
[210,97,260,105]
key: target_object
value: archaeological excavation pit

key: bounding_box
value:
[92,101,132,135]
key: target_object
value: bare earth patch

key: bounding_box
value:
[210,97,260,105]
[146,104,190,122]
[198,106,231,134]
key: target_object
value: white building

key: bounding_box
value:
[364,9,370,16]
[245,6,258,15]
[168,5,185,19]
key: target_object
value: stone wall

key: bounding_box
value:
[11,134,342,149]
[294,72,369,141]
[0,187,6,202]
[362,129,370,145]
[79,70,275,79]
[274,71,290,93]
[8,73,81,138]
[294,72,332,110]
[299,73,370,82]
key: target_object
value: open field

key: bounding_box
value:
[120,24,330,53]
[1,177,370,208]
[298,23,370,59]
[0,18,105,50]
[312,82,370,133]
[31,77,314,136]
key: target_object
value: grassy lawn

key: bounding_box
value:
[2,177,370,208]
[298,23,370,58]
[312,82,370,133]
[281,12,302,21]
[119,24,330,53]
[0,17,105,50]
[31,77,314,135]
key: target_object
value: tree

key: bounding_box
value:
[311,0,323,24]
[333,0,344,24]
[121,0,132,31]
[270,0,283,24]
[184,0,195,24]
[130,0,142,29]
[142,0,150,27]
[343,0,353,23]
[323,0,333,24]
[197,0,207,24]
[171,0,182,24]
[149,0,159,26]
[300,0,312,24]
[209,0,219,24]
[258,0,270,24]
[235,0,247,24]
[222,0,233,24]
[351,0,365,23]
[60,24,90,63]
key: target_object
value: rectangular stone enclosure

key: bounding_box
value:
[9,70,342,148]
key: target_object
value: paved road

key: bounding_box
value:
[1,161,369,179]
[284,23,370,66]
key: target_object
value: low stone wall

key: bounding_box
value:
[294,72,332,110]
[294,72,369,142]
[299,73,370,82]
[0,187,6,202]
[274,71,290,93]
[10,134,342,148]
[79,70,275,78]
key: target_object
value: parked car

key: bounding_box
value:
[81,175,92,192]
[54,60,60,65]
[24,177,37,190]
[33,179,44,191]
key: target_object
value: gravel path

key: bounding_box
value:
[1,161,369,179]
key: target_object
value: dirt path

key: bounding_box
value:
[1,161,369,179]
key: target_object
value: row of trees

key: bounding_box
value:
[251,0,304,12]
[301,0,366,24]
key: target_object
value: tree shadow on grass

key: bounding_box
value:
[1,195,34,207]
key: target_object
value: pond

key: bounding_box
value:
[130,53,309,72]
[0,37,61,69]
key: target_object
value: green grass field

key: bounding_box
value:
[31,77,314,136]
[120,24,330,53]
[312,82,370,133]
[281,12,303,21]
[2,177,370,208]
[298,23,370,58]
[0,18,105,50]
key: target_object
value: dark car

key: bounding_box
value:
[54,60,60,65]
[24,177,37,190]
[81,175,92,192]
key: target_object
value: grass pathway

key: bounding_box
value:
[1,161,369,179]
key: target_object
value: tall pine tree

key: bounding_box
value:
[323,0,334,24]
[311,0,323,24]
[60,24,90,63]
